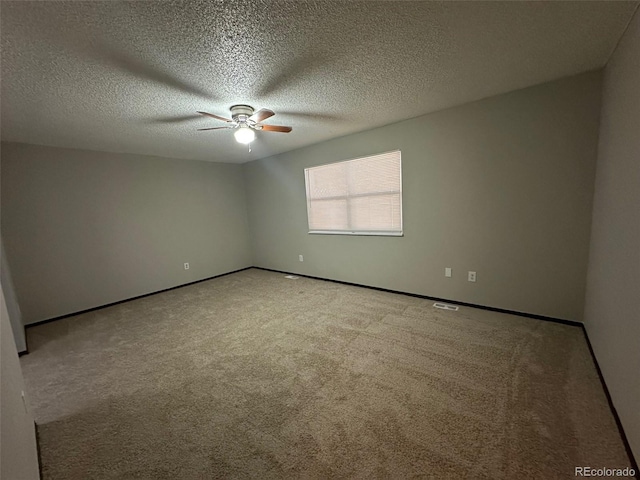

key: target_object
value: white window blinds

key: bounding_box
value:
[304,151,402,236]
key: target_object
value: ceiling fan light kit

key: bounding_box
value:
[198,105,292,145]
[234,125,255,144]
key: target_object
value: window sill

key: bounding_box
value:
[308,230,404,237]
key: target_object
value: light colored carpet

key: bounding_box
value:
[21,268,631,479]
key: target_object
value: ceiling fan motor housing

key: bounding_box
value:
[230,104,255,123]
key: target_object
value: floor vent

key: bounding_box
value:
[433,302,459,311]
[284,275,299,279]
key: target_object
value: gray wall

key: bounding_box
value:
[1,161,26,352]
[0,163,40,478]
[244,71,602,322]
[1,279,40,479]
[1,143,252,324]
[584,9,640,459]
[1,237,26,352]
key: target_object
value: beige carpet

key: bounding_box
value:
[21,268,631,479]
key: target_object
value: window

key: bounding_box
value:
[304,150,402,236]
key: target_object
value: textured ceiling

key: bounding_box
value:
[1,1,638,164]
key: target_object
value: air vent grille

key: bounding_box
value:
[433,303,459,311]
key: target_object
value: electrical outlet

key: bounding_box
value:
[184,263,190,270]
[468,271,476,282]
[299,255,304,262]
[445,268,452,278]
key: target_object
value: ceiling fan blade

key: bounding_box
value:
[197,111,233,122]
[249,108,275,123]
[261,124,292,133]
[197,126,233,131]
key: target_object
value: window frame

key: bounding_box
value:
[304,150,403,237]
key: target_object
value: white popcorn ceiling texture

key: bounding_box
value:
[1,1,638,164]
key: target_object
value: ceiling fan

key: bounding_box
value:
[197,105,292,144]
